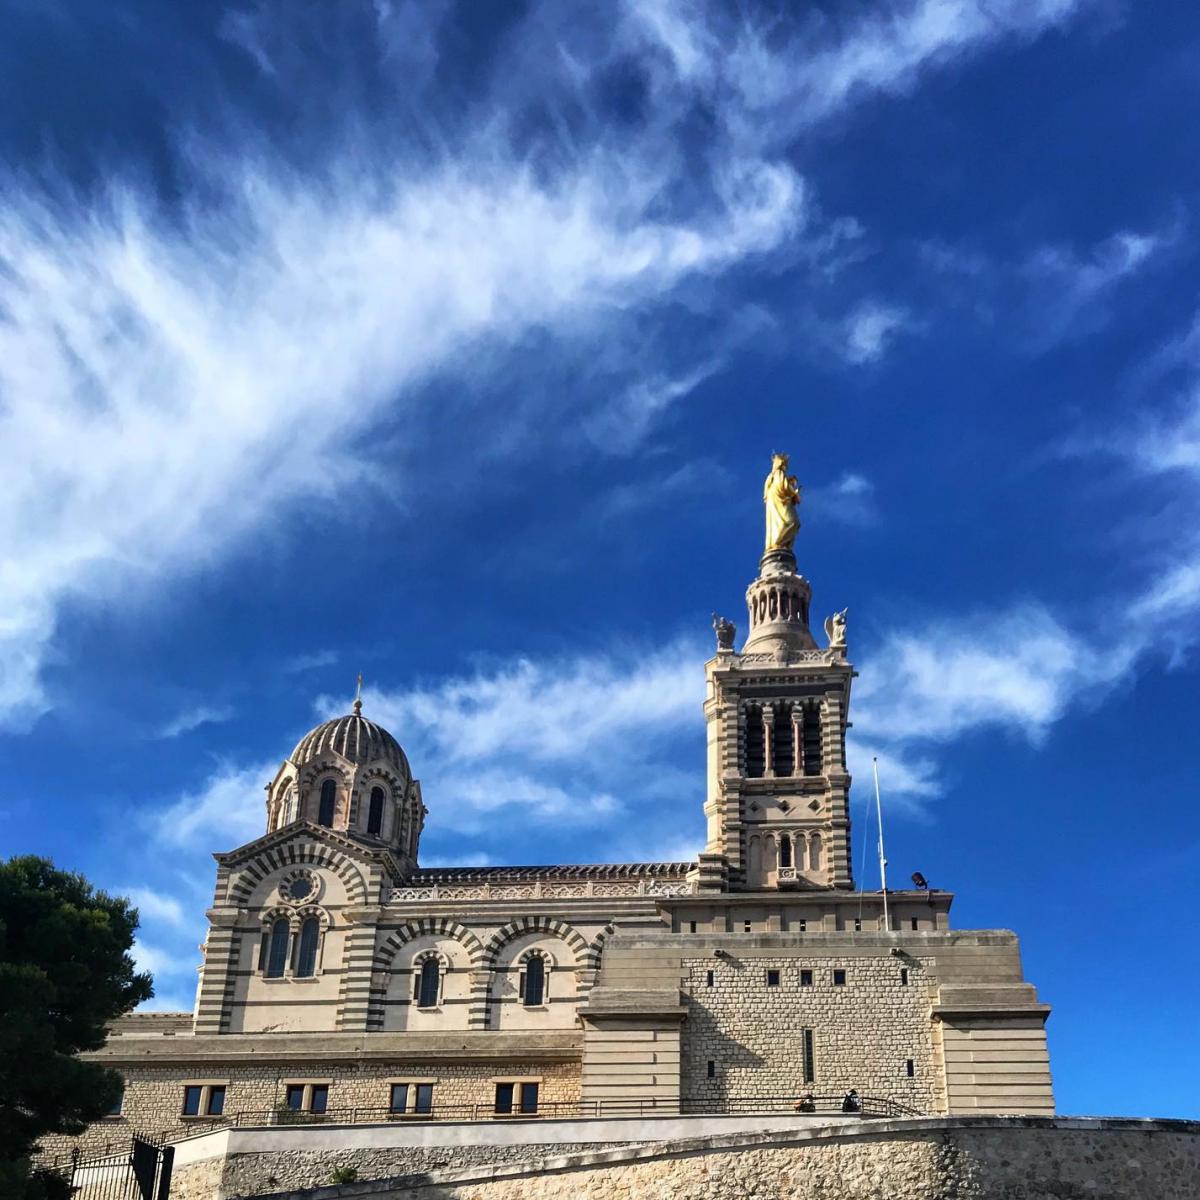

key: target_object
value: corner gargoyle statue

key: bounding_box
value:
[712,612,736,652]
[824,608,847,649]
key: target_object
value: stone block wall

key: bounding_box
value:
[243,1118,1199,1200]
[681,953,937,1112]
[39,1060,580,1160]
[174,1142,634,1200]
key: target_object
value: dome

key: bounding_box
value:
[290,705,410,776]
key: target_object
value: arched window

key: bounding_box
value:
[265,918,290,978]
[318,779,336,827]
[294,917,320,978]
[779,834,792,869]
[810,832,823,871]
[367,787,385,836]
[521,954,546,1007]
[415,958,440,1008]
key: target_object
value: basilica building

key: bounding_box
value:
[74,456,1054,1149]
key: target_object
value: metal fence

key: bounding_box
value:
[96,1092,919,1148]
[66,1136,174,1200]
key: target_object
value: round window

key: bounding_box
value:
[286,877,313,901]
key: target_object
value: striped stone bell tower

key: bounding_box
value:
[696,517,855,893]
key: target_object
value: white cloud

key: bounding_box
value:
[0,0,1097,729]
[585,362,724,454]
[854,606,1111,744]
[354,641,703,769]
[152,759,275,850]
[157,704,233,739]
[839,302,914,365]
[283,649,341,674]
[847,604,1140,802]
[132,938,197,980]
[123,886,188,928]
[806,471,878,527]
[326,642,704,840]
[924,220,1179,347]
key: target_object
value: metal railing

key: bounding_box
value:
[65,1136,174,1200]
[85,1093,919,1150]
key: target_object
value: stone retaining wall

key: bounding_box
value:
[244,1117,1200,1200]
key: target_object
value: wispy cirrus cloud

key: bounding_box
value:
[331,640,705,842]
[0,0,1098,730]
[839,302,915,365]
[157,704,234,739]
[152,758,275,851]
[922,218,1181,348]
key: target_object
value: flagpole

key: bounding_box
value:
[872,756,890,932]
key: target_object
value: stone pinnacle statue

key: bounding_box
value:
[764,452,802,552]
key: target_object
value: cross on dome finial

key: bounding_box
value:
[353,672,363,715]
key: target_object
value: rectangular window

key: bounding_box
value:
[706,969,714,987]
[182,1084,224,1118]
[108,1089,124,1117]
[900,968,909,986]
[415,1083,434,1114]
[833,969,847,986]
[802,1029,815,1084]
[766,969,780,987]
[494,1082,538,1115]
[689,921,697,933]
[911,917,919,931]
[853,918,862,932]
[285,1085,305,1111]
[799,968,813,987]
[797,919,807,932]
[310,1085,328,1115]
[707,1060,716,1079]
[906,1059,915,1078]
[390,1083,409,1114]
[743,920,752,933]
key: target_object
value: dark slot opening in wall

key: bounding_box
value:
[773,705,795,776]
[744,705,765,777]
[802,707,823,775]
[906,1059,915,1078]
[911,917,919,931]
[802,1029,815,1083]
[799,968,813,987]
[900,968,909,986]
[853,918,862,932]
[707,1060,716,1079]
[766,969,780,987]
[797,918,807,932]
[706,970,714,987]
[689,921,697,933]
[833,969,847,986]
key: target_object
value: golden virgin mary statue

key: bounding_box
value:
[763,453,801,552]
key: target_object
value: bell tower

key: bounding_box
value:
[696,455,854,892]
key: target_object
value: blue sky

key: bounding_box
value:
[2,0,1198,1119]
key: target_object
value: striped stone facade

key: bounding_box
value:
[55,529,1058,1165]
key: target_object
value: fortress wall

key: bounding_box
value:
[192,1117,1199,1200]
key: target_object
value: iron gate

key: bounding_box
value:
[69,1136,173,1200]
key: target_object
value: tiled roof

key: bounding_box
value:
[409,861,694,884]
[291,711,409,774]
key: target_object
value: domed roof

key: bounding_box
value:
[290,703,409,775]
